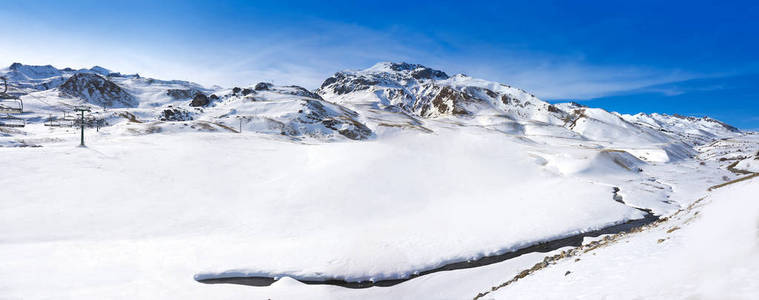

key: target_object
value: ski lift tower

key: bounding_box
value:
[74,106,91,146]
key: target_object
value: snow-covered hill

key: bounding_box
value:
[192,83,373,140]
[58,73,138,108]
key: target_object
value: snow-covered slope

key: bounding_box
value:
[193,83,373,140]
[622,112,741,145]
[487,175,759,300]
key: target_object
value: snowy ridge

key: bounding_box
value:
[622,112,741,145]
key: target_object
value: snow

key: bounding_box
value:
[487,176,759,300]
[0,129,645,285]
[1,62,755,299]
[735,157,759,172]
[0,125,744,299]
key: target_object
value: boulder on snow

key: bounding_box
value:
[157,106,194,121]
[190,93,210,107]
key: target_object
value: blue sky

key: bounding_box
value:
[1,0,757,128]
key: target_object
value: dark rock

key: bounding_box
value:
[410,67,449,80]
[190,93,209,107]
[241,88,254,96]
[255,82,273,91]
[383,62,449,79]
[416,85,474,117]
[284,85,323,100]
[483,89,498,98]
[158,107,193,121]
[320,76,338,89]
[232,87,241,94]
[547,104,561,113]
[166,89,201,100]
[568,101,587,108]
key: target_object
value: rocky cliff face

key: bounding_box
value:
[58,73,138,108]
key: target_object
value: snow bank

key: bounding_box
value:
[489,177,759,299]
[734,157,759,173]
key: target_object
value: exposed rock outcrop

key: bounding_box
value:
[167,89,202,100]
[157,106,194,121]
[190,94,210,107]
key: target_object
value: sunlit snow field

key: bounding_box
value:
[0,124,744,299]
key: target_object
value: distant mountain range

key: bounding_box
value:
[0,62,741,145]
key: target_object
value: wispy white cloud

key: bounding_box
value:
[0,11,713,100]
[462,62,698,100]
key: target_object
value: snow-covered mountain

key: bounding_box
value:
[318,62,566,123]
[1,61,741,145]
[0,60,747,147]
[1,62,66,92]
[314,62,742,159]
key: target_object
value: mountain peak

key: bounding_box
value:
[362,62,449,80]
[8,62,56,70]
[89,66,112,76]
[5,63,63,82]
[58,72,137,108]
[366,61,423,72]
